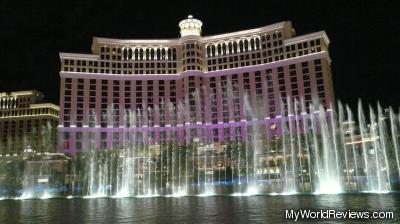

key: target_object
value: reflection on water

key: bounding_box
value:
[0,194,399,223]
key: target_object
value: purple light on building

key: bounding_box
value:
[58,15,334,153]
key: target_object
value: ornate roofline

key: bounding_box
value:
[0,90,43,97]
[59,53,99,60]
[284,31,330,45]
[59,51,330,80]
[91,21,290,46]
[30,103,60,110]
[201,21,288,42]
[205,51,331,76]
[93,37,180,46]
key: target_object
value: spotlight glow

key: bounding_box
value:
[197,191,216,197]
[169,189,188,197]
[135,193,160,198]
[40,192,52,200]
[113,190,130,198]
[17,192,35,200]
[361,190,390,194]
[279,192,298,196]
[83,193,107,199]
[315,180,342,195]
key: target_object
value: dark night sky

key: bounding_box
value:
[1,0,399,110]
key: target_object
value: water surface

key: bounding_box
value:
[0,194,399,223]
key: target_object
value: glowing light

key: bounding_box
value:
[179,15,203,37]
[231,186,259,196]
[16,191,36,200]
[168,188,188,197]
[83,193,107,199]
[135,193,160,198]
[361,190,390,194]
[40,192,52,200]
[246,186,259,195]
[231,193,244,196]
[315,180,342,195]
[113,192,130,198]
[345,136,379,145]
[197,190,216,197]
[279,191,298,196]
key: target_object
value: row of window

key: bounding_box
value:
[62,61,328,127]
[62,60,178,74]
[205,30,283,58]
[62,35,323,74]
[101,46,178,61]
[1,119,57,142]
[207,38,322,72]
[0,108,59,118]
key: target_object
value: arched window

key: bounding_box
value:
[255,38,260,50]
[167,48,172,60]
[139,48,144,60]
[250,39,255,51]
[123,48,128,60]
[217,44,221,55]
[172,48,177,60]
[228,42,233,54]
[239,40,244,52]
[206,46,211,57]
[233,42,238,53]
[150,48,155,60]
[128,48,133,60]
[211,45,216,56]
[156,48,161,60]
[222,43,227,55]
[244,39,249,52]
[161,48,166,60]
[135,49,139,60]
[145,49,150,60]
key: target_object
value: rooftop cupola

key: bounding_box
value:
[179,15,203,37]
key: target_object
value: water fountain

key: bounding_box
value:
[1,94,400,199]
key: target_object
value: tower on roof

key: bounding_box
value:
[178,15,203,37]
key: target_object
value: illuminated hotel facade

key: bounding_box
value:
[0,90,59,154]
[59,16,334,153]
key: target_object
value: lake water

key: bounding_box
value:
[0,194,399,223]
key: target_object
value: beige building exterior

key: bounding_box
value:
[58,16,335,153]
[0,90,59,154]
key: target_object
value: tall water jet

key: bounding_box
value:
[377,104,391,192]
[243,92,261,194]
[389,108,400,181]
[300,98,313,192]
[314,104,341,194]
[338,102,351,191]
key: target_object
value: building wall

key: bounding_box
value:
[58,20,335,153]
[0,91,59,154]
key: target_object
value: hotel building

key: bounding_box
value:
[58,16,334,153]
[0,90,59,154]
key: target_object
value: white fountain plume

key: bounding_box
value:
[389,108,400,182]
[314,104,342,194]
[339,102,351,191]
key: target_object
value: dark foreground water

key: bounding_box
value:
[0,194,399,223]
